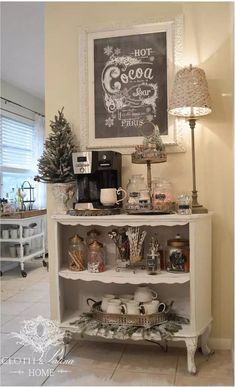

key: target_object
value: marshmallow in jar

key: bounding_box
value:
[151,178,175,213]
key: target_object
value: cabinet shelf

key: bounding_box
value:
[53,213,212,374]
[0,214,46,275]
[0,248,45,262]
[0,232,44,243]
[59,266,190,284]
[60,310,198,339]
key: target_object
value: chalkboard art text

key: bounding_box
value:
[94,32,167,139]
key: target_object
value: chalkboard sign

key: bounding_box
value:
[94,31,168,140]
[84,21,178,149]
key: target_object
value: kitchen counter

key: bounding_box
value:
[0,209,47,219]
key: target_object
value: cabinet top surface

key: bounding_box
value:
[52,213,212,226]
[0,214,46,224]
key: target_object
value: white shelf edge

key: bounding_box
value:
[0,232,44,243]
[58,267,190,284]
[0,249,45,262]
[52,213,212,227]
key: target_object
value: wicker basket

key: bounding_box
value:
[87,299,167,328]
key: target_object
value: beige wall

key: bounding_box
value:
[45,2,233,343]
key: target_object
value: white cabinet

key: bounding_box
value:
[52,213,213,374]
[0,215,46,277]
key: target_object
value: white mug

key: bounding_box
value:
[122,300,142,315]
[2,229,9,239]
[23,227,30,237]
[106,299,123,314]
[100,187,127,207]
[141,300,160,315]
[101,294,115,312]
[29,228,34,236]
[10,229,18,239]
[134,285,158,303]
[9,245,16,258]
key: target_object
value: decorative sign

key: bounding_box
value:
[81,20,183,150]
[94,32,167,139]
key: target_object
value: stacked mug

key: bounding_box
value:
[101,286,166,315]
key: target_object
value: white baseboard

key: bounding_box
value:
[168,337,232,350]
[80,336,232,351]
[208,337,233,350]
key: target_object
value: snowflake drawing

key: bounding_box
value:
[105,117,114,127]
[104,45,113,56]
[114,48,121,56]
[9,315,65,361]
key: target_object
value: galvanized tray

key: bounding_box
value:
[87,299,167,328]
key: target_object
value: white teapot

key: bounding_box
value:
[134,285,158,303]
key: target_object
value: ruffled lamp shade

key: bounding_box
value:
[168,65,212,117]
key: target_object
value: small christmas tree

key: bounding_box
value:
[35,108,77,183]
[143,124,165,151]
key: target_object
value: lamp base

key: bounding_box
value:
[192,204,208,214]
[192,190,208,214]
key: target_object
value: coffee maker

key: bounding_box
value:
[72,151,122,209]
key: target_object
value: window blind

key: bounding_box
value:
[0,115,35,170]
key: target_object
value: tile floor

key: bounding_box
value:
[0,261,234,386]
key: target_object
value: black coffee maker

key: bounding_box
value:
[72,151,122,209]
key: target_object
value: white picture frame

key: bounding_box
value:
[79,15,185,153]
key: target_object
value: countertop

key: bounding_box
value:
[0,209,47,219]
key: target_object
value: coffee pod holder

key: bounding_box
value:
[87,298,168,328]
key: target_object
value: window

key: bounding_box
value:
[0,115,36,199]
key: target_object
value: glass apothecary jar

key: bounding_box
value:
[126,175,151,210]
[87,240,105,273]
[151,178,175,213]
[165,234,190,273]
[176,194,192,215]
[68,234,86,271]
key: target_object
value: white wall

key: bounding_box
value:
[1,80,44,118]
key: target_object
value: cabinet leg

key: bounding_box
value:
[185,337,198,375]
[200,324,214,356]
[57,330,73,362]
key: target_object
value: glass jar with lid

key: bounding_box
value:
[87,240,105,273]
[126,175,150,210]
[146,237,161,275]
[165,234,189,272]
[68,234,86,271]
[176,194,192,215]
[151,178,175,213]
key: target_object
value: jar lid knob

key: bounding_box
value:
[69,234,84,244]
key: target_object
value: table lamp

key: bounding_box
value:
[168,64,212,214]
